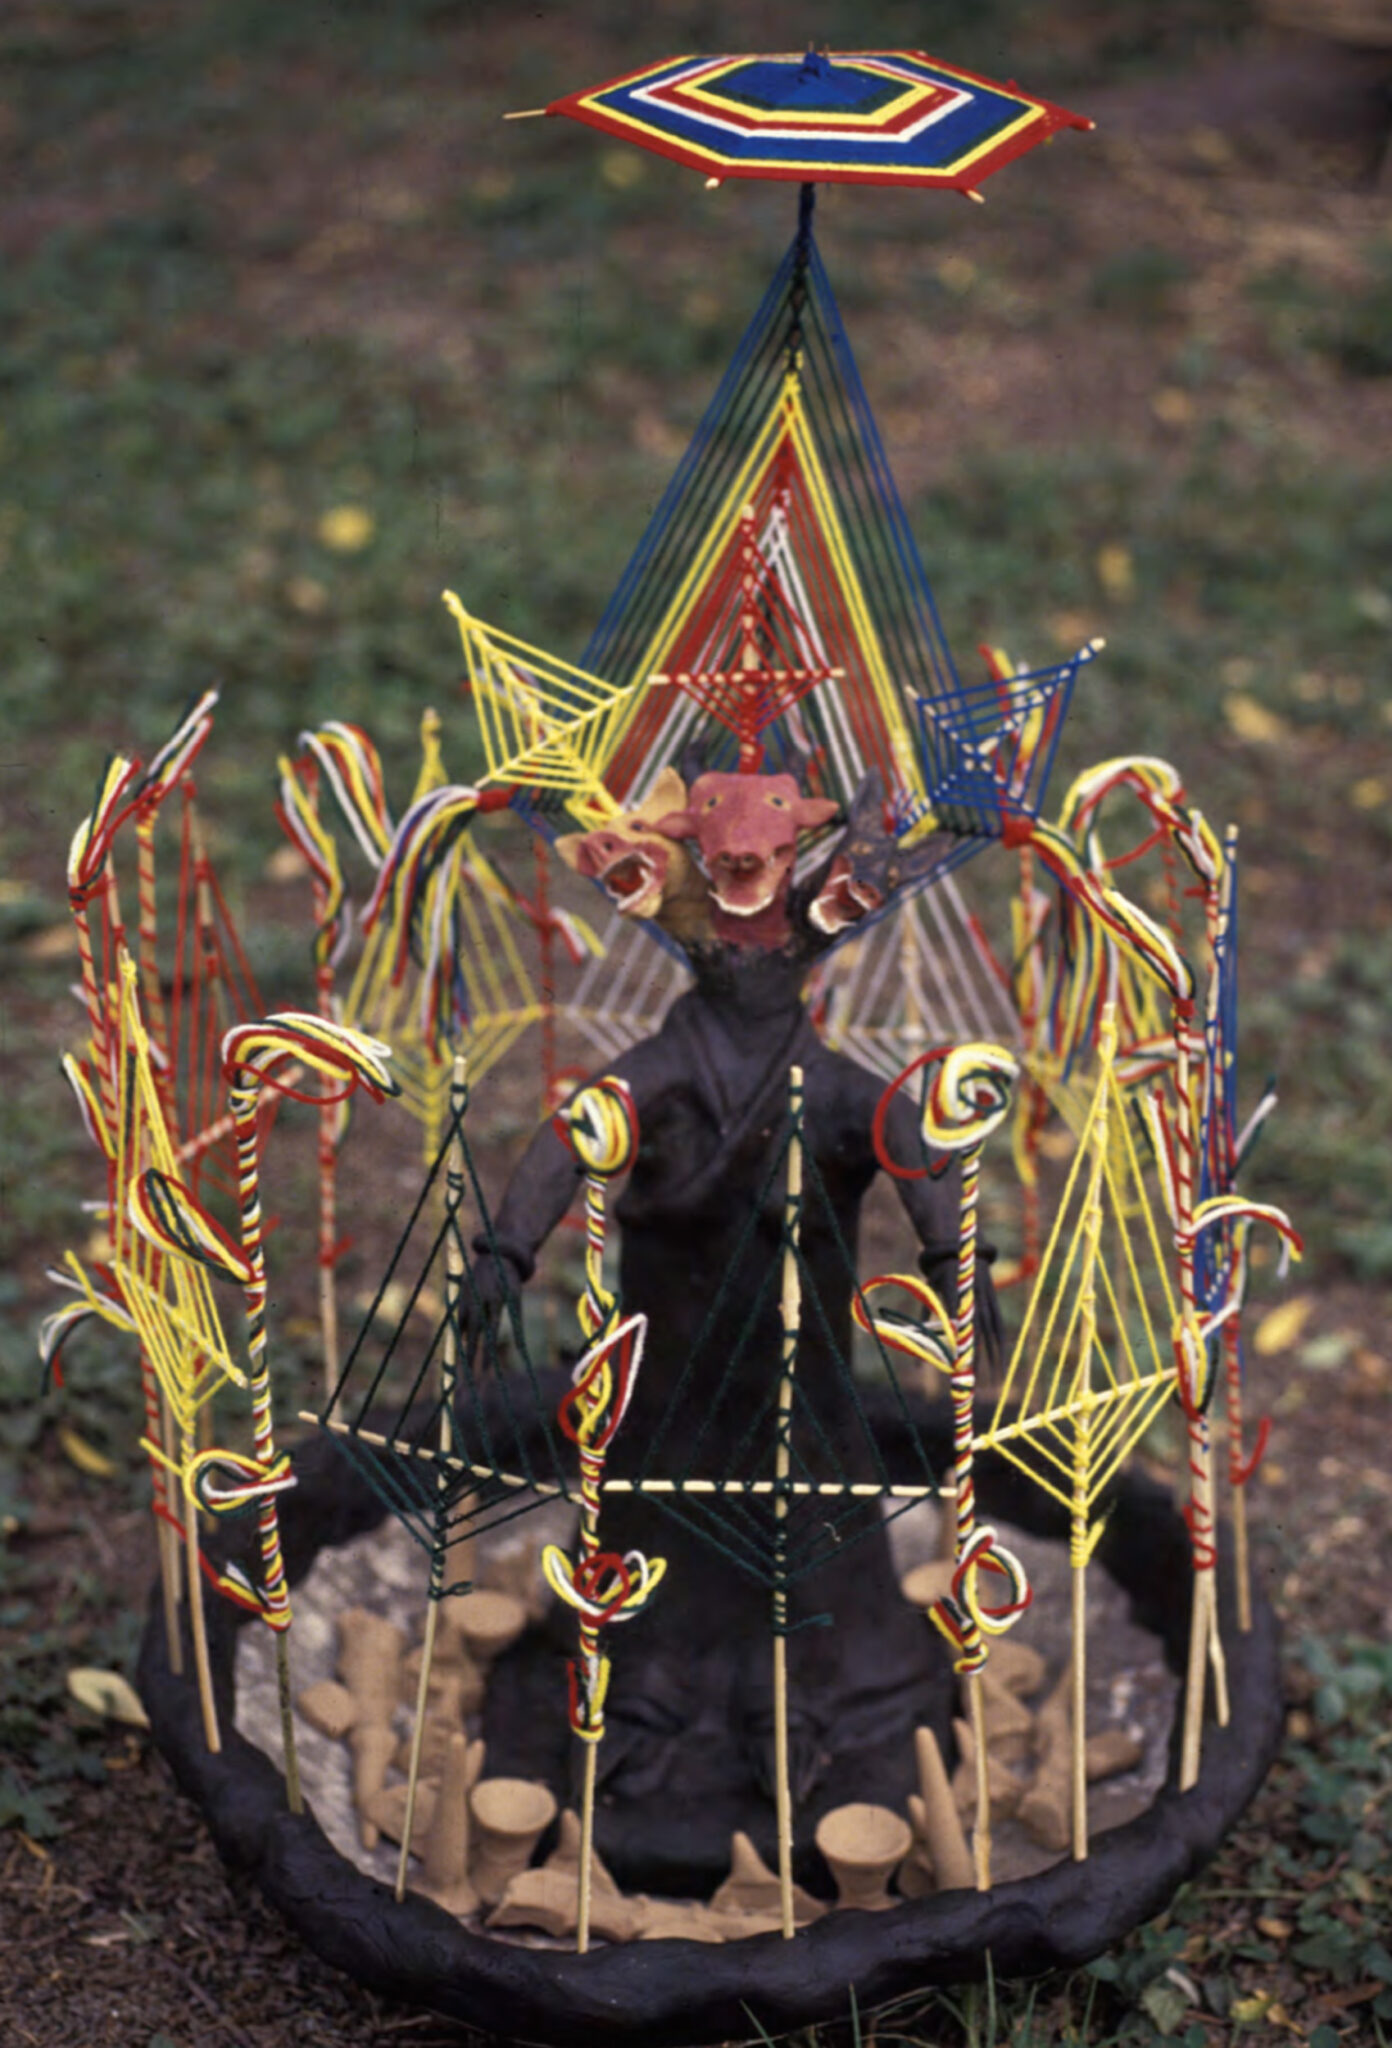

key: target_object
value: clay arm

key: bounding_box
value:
[873,1082,1005,1373]
[466,1033,674,1341]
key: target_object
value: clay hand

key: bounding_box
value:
[917,1246,1005,1374]
[460,1249,525,1373]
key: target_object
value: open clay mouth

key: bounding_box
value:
[711,853,787,918]
[600,847,661,915]
[809,865,883,935]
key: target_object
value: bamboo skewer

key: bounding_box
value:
[542,1076,661,1955]
[577,1739,600,1952]
[315,954,342,1420]
[1175,1010,1225,1791]
[299,1416,961,1501]
[182,1426,220,1752]
[1067,1004,1114,1859]
[772,1063,804,1942]
[1212,825,1257,1638]
[158,1394,185,1676]
[397,1056,466,1903]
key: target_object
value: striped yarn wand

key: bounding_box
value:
[874,1043,1028,1888]
[543,1076,665,1951]
[221,1012,397,1810]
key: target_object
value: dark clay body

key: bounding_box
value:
[476,949,999,1890]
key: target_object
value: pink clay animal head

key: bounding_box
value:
[554,768,690,922]
[654,771,839,923]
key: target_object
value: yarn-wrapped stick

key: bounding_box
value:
[873,1041,1024,1890]
[221,1012,398,1810]
[555,1075,638,1343]
[544,1309,663,1952]
[131,691,219,1080]
[296,721,393,867]
[544,1080,652,1954]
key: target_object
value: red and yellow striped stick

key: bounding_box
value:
[222,1012,398,1810]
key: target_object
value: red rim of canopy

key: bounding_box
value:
[544,48,1092,192]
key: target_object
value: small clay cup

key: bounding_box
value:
[443,1589,527,1669]
[468,1777,558,1907]
[815,1802,913,1912]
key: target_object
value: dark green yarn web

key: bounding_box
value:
[315,1080,947,1617]
[317,1076,575,1598]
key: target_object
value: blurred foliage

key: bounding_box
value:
[1322,242,1392,380]
[0,5,1388,2043]
[0,0,1388,1325]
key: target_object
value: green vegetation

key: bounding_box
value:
[1,3,1388,2042]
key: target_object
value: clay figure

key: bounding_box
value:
[472,767,1002,1891]
[555,767,712,946]
[650,766,838,949]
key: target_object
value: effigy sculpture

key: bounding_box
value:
[477,767,997,1884]
[36,42,1308,2047]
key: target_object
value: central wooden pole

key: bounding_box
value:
[773,1064,804,1940]
[397,1056,466,1902]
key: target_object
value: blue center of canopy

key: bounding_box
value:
[713,55,900,115]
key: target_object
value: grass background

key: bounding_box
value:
[1,2,1391,2043]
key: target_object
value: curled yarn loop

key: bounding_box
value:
[67,754,143,900]
[135,690,218,814]
[558,1076,638,1180]
[556,1078,639,1341]
[543,1544,667,1741]
[297,721,392,866]
[852,1272,956,1374]
[222,1013,398,1106]
[557,1312,646,1455]
[542,1544,667,1627]
[276,754,349,970]
[61,1054,113,1161]
[186,1446,296,1518]
[872,1042,1019,1178]
[1173,1313,1216,1419]
[209,1556,292,1630]
[38,1258,137,1376]
[129,1168,255,1286]
[928,1524,1033,1675]
[920,1044,1021,1155]
[1180,1195,1303,1280]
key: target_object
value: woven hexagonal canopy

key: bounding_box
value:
[546,48,1091,190]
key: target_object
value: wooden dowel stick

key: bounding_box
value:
[1209,1589,1230,1726]
[320,1255,340,1423]
[1070,1523,1087,1860]
[397,1055,465,1902]
[1233,1484,1252,1635]
[276,1632,301,1815]
[1181,1568,1210,1790]
[772,1064,804,1942]
[159,1398,184,1675]
[298,1417,960,1501]
[183,1468,219,1753]
[396,1593,441,1901]
[772,1630,793,1939]
[577,1738,599,1953]
[968,1673,990,1890]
